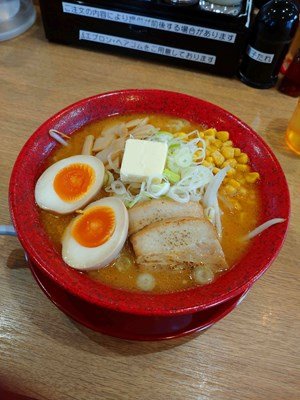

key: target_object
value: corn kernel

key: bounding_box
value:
[237,153,249,164]
[222,140,233,147]
[245,172,260,183]
[193,150,203,162]
[214,139,223,148]
[225,185,237,196]
[199,132,205,138]
[229,179,240,188]
[221,147,235,159]
[213,167,220,174]
[234,148,241,157]
[239,187,247,196]
[236,164,250,172]
[219,186,226,195]
[203,128,216,137]
[212,150,225,167]
[223,177,230,185]
[226,168,236,177]
[223,159,237,168]
[202,160,212,167]
[206,149,211,156]
[216,131,229,142]
[231,199,242,211]
[229,158,237,167]
[207,156,213,163]
[240,211,246,223]
[209,146,218,154]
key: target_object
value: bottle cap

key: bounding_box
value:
[0,0,36,42]
[256,0,299,43]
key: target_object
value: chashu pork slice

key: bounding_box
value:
[128,199,203,235]
[130,217,228,271]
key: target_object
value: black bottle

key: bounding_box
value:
[238,0,299,89]
[253,0,273,8]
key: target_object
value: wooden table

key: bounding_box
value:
[0,8,299,400]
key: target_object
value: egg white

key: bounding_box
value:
[35,155,105,214]
[62,197,129,270]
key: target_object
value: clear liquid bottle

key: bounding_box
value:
[0,0,36,42]
[286,99,300,155]
[238,0,299,89]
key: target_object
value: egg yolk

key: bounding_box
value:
[54,163,95,202]
[72,206,116,248]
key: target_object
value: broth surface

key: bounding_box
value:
[39,114,261,293]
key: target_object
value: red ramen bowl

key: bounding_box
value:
[9,90,290,340]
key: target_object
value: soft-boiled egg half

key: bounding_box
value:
[35,155,105,214]
[62,197,129,270]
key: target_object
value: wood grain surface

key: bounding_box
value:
[0,8,299,400]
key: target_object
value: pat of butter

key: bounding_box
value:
[120,139,168,183]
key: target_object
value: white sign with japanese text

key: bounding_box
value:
[79,30,217,65]
[62,2,236,44]
[247,46,274,64]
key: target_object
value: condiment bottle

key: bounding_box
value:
[279,48,300,97]
[288,25,300,61]
[238,0,299,89]
[286,99,300,155]
[253,0,271,8]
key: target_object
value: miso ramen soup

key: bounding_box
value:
[38,114,261,293]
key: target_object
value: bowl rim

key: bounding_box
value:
[9,89,290,316]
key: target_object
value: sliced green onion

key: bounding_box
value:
[158,131,173,137]
[167,186,190,203]
[163,168,180,184]
[146,175,170,198]
[167,157,181,174]
[115,256,132,272]
[103,170,114,186]
[111,180,127,195]
[136,273,156,291]
[148,131,173,143]
[193,266,214,285]
[168,143,181,155]
[175,149,193,168]
[148,183,170,197]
